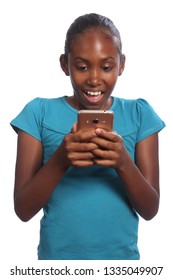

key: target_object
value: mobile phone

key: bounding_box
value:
[77,110,114,131]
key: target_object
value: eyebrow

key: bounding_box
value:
[74,56,116,62]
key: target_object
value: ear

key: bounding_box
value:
[119,54,126,76]
[59,54,69,76]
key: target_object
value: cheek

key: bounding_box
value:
[106,73,118,87]
[70,72,84,86]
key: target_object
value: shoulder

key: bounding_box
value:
[114,97,161,117]
[24,96,65,111]
[24,96,77,135]
[115,96,165,124]
[114,97,150,108]
[19,97,69,121]
[10,96,67,136]
[112,96,165,141]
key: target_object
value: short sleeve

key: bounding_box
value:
[10,97,43,141]
[136,98,166,142]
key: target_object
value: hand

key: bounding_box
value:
[59,123,99,168]
[91,128,129,169]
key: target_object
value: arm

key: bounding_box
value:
[91,129,160,220]
[14,127,98,222]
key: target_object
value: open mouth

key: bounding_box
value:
[83,90,104,104]
[83,90,103,96]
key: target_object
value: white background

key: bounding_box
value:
[1,0,172,278]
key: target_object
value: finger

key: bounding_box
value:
[92,149,116,159]
[91,137,119,151]
[68,142,99,152]
[95,129,121,142]
[71,122,78,133]
[72,160,94,167]
[72,130,97,143]
[68,152,95,167]
[68,151,95,161]
[93,158,115,167]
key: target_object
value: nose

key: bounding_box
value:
[86,68,101,87]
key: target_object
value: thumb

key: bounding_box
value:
[71,122,78,133]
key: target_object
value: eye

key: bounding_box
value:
[76,65,87,72]
[102,65,113,72]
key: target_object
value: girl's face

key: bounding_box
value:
[61,29,125,110]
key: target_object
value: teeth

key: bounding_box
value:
[85,91,102,96]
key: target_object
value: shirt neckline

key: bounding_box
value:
[61,96,117,113]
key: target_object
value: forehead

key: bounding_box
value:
[70,29,120,56]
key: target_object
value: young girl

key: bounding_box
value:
[11,13,165,260]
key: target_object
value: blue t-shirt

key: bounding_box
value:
[10,96,165,260]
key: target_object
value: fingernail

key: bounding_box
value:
[95,128,102,134]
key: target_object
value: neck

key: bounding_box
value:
[66,96,113,110]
